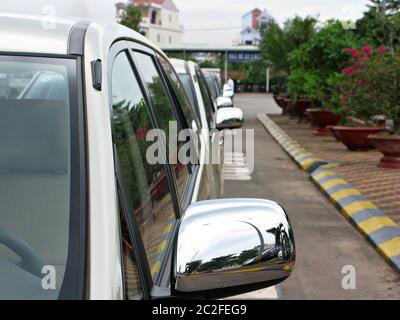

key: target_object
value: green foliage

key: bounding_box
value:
[270,75,288,95]
[356,0,400,50]
[241,60,267,84]
[120,6,142,32]
[260,16,317,72]
[287,69,320,101]
[287,20,362,103]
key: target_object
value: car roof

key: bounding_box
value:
[0,12,161,57]
[0,13,80,55]
[169,58,187,74]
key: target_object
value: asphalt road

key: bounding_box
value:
[223,93,400,300]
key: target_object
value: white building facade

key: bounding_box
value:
[240,8,274,46]
[128,0,183,48]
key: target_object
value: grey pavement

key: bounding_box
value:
[224,93,400,300]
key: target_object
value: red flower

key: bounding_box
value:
[341,66,356,76]
[377,46,388,55]
[361,45,372,57]
[340,96,347,105]
[344,47,361,58]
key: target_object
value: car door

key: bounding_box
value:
[109,41,184,298]
[155,56,217,203]
[195,67,224,196]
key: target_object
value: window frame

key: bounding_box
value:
[107,41,182,296]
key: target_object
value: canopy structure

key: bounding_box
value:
[162,45,263,84]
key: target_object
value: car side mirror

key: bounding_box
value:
[216,96,233,109]
[173,198,295,299]
[223,90,234,99]
[216,107,244,130]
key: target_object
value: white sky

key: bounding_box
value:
[0,0,371,45]
[174,0,371,45]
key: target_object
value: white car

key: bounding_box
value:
[0,13,295,300]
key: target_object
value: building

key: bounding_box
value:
[121,0,183,48]
[240,8,274,45]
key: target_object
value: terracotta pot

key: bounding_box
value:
[332,126,386,151]
[292,99,312,121]
[307,109,341,136]
[327,125,341,141]
[368,135,400,169]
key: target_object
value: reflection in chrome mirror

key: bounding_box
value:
[174,199,295,296]
[216,96,233,109]
[216,107,244,130]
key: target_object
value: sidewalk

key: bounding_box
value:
[270,115,400,226]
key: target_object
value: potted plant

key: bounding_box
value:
[365,47,400,168]
[329,46,387,150]
[287,69,315,121]
[287,20,364,130]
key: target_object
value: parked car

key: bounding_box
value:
[0,13,295,300]
[202,70,222,101]
[171,59,225,197]
[201,68,222,89]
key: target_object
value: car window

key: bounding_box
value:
[0,55,84,299]
[204,73,218,100]
[111,51,177,286]
[196,68,216,127]
[177,72,201,121]
[132,51,190,201]
[157,55,198,129]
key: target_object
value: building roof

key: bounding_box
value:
[132,0,179,12]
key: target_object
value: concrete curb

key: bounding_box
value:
[257,114,327,173]
[311,166,400,273]
[258,113,400,273]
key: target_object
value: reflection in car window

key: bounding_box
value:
[112,52,176,287]
[132,52,190,201]
[178,73,200,121]
[0,56,81,299]
[204,73,218,101]
[157,55,197,128]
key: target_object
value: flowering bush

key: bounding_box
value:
[331,45,400,133]
[287,20,362,104]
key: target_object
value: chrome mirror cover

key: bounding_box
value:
[223,90,234,99]
[216,107,244,130]
[174,198,295,293]
[216,96,233,109]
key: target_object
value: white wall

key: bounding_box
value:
[242,12,252,29]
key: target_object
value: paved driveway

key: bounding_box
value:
[224,93,400,299]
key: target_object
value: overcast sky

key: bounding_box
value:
[174,0,371,45]
[0,0,371,45]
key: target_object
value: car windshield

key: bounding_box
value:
[0,55,84,299]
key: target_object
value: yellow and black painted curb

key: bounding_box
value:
[311,166,400,273]
[257,114,327,173]
[258,113,400,273]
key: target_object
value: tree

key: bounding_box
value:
[259,16,317,72]
[287,20,362,102]
[356,0,400,51]
[120,6,142,32]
